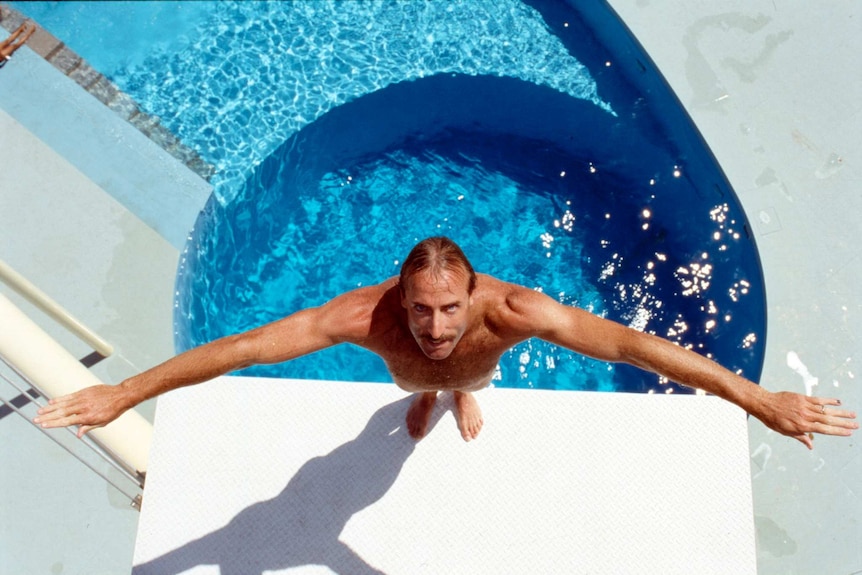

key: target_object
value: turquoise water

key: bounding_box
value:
[182,134,617,390]
[14,0,609,203]
[14,1,767,393]
[176,67,766,392]
[10,1,213,73]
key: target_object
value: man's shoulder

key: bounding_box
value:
[314,278,401,341]
[325,278,399,315]
[474,275,550,333]
[475,274,541,306]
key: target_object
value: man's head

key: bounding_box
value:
[399,237,477,360]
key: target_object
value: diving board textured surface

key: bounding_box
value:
[133,377,756,574]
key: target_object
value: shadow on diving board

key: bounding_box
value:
[133,376,756,574]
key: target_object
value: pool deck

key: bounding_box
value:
[1,1,860,574]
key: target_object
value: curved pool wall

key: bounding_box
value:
[176,1,767,393]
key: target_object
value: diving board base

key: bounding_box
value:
[133,376,756,574]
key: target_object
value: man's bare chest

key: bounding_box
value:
[375,328,505,392]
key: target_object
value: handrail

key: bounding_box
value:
[0,259,113,358]
[0,383,143,506]
[0,364,145,489]
[0,293,151,474]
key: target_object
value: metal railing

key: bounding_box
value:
[0,367,144,508]
[0,259,113,358]
[0,263,152,509]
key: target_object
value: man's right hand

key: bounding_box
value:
[34,384,131,438]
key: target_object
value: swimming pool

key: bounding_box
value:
[14,0,608,202]
[15,0,766,393]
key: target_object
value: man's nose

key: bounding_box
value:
[429,312,445,338]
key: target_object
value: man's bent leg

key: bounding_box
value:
[453,391,483,442]
[406,391,438,439]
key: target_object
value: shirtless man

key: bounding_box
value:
[35,237,857,447]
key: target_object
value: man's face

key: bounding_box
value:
[401,268,473,360]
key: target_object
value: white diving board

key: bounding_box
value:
[133,376,756,574]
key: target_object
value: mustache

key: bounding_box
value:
[423,334,454,343]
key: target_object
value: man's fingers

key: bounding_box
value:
[795,433,814,450]
[823,412,859,429]
[38,395,71,414]
[811,403,858,429]
[807,398,858,434]
[35,398,81,427]
[805,417,858,439]
[816,421,858,436]
[32,386,121,432]
[35,412,75,428]
[817,406,857,418]
[810,398,843,412]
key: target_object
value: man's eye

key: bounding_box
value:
[446,305,458,313]
[414,305,427,312]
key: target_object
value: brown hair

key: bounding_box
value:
[399,237,477,294]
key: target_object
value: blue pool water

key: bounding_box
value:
[14,0,608,202]
[15,1,767,393]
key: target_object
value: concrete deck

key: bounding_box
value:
[609,3,861,573]
[1,17,193,574]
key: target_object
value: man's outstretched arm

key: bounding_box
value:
[34,287,378,437]
[506,287,858,449]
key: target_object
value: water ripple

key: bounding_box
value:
[111,0,608,203]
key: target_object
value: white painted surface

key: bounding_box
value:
[134,377,756,574]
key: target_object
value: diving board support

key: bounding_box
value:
[0,292,152,477]
[134,376,757,574]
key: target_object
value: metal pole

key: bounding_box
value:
[0,393,141,508]
[0,293,152,474]
[0,367,146,488]
[0,259,113,357]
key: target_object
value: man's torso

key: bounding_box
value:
[357,276,527,393]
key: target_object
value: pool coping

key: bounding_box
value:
[1,4,215,182]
